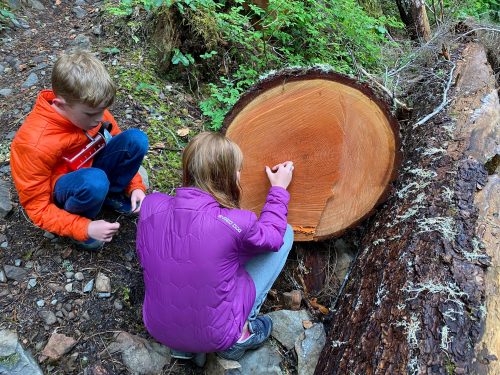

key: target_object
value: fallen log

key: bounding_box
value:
[223,68,401,241]
[315,42,499,374]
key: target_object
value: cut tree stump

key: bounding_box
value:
[223,68,401,241]
[314,42,499,374]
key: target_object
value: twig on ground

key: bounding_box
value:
[413,61,456,128]
[453,27,500,42]
[358,66,411,111]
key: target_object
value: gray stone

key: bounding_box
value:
[65,283,73,292]
[0,88,13,97]
[95,272,111,293]
[4,265,27,281]
[114,299,123,310]
[107,332,170,375]
[0,330,43,375]
[27,278,37,289]
[36,300,45,307]
[72,6,87,19]
[83,279,94,293]
[295,323,326,375]
[98,292,111,298]
[43,231,55,239]
[6,131,16,141]
[39,310,57,325]
[0,180,12,218]
[74,272,84,281]
[0,165,10,175]
[92,24,102,35]
[268,309,311,350]
[24,261,34,269]
[75,0,86,5]
[69,34,91,50]
[65,271,74,279]
[32,55,46,64]
[0,64,4,74]
[21,73,38,89]
[0,242,8,249]
[27,0,45,10]
[205,354,241,375]
[11,18,30,29]
[14,259,21,267]
[139,166,149,190]
[6,0,21,10]
[0,270,6,283]
[238,343,282,374]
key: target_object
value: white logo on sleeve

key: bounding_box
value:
[217,215,242,233]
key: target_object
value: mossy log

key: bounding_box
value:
[314,43,499,374]
[223,68,401,241]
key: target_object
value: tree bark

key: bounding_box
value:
[315,42,499,374]
[222,69,401,241]
[396,0,431,41]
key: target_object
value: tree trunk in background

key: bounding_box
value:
[396,0,431,41]
[357,0,383,16]
[314,42,499,374]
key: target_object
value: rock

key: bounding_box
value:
[65,271,74,279]
[47,282,64,292]
[36,300,45,308]
[0,88,13,97]
[43,231,56,239]
[27,278,37,289]
[95,272,110,293]
[14,259,21,267]
[205,354,241,375]
[0,180,13,218]
[84,364,110,375]
[267,309,311,350]
[0,64,4,74]
[98,292,111,298]
[6,131,16,141]
[238,343,282,374]
[39,310,57,325]
[139,166,149,190]
[106,332,170,375]
[0,270,6,283]
[83,279,94,293]
[92,24,102,35]
[72,6,87,19]
[0,329,43,375]
[1,242,8,249]
[25,261,34,269]
[4,265,28,281]
[114,299,123,310]
[6,0,21,9]
[65,283,73,292]
[21,73,38,89]
[283,290,303,310]
[75,0,86,5]
[74,272,84,281]
[0,165,11,174]
[295,323,326,375]
[26,0,45,10]
[69,34,91,50]
[40,333,77,361]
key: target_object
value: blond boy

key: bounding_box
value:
[11,51,148,250]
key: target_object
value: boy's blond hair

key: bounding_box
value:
[182,132,243,209]
[52,50,116,108]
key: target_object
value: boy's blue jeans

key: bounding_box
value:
[53,129,148,219]
[245,224,294,320]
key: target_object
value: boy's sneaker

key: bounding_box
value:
[171,350,206,367]
[71,238,104,251]
[103,192,131,214]
[217,315,273,361]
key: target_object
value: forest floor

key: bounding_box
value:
[0,0,348,374]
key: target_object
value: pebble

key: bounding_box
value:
[74,272,84,281]
[51,299,58,305]
[114,299,123,310]
[83,279,94,293]
[21,72,38,88]
[36,299,45,307]
[0,242,7,249]
[40,310,57,325]
[98,292,111,298]
[55,311,63,318]
[14,259,21,267]
[92,24,102,35]
[0,270,6,283]
[65,271,74,279]
[0,64,4,74]
[0,88,13,97]
[65,283,73,292]
[43,231,56,239]
[72,6,88,19]
[27,278,37,289]
[25,261,34,269]
[68,312,75,320]
[82,311,90,320]
[64,303,72,311]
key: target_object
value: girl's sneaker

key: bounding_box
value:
[71,238,104,251]
[217,315,273,361]
[171,350,206,367]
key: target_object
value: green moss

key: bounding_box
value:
[0,353,20,367]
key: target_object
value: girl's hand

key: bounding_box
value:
[265,161,294,189]
[130,189,146,213]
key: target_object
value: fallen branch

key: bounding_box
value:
[413,61,456,128]
[358,66,412,111]
[453,27,500,42]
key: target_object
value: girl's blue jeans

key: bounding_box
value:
[53,129,148,219]
[245,224,294,320]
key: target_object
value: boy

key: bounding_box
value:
[10,51,148,250]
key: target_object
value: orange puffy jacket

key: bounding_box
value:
[10,90,145,241]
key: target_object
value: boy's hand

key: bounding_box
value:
[130,189,146,213]
[88,220,120,242]
[265,161,294,190]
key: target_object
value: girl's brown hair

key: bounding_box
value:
[182,132,243,208]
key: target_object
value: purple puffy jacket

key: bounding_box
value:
[136,186,290,352]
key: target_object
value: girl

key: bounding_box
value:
[136,132,294,365]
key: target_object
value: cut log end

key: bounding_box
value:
[224,68,401,241]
